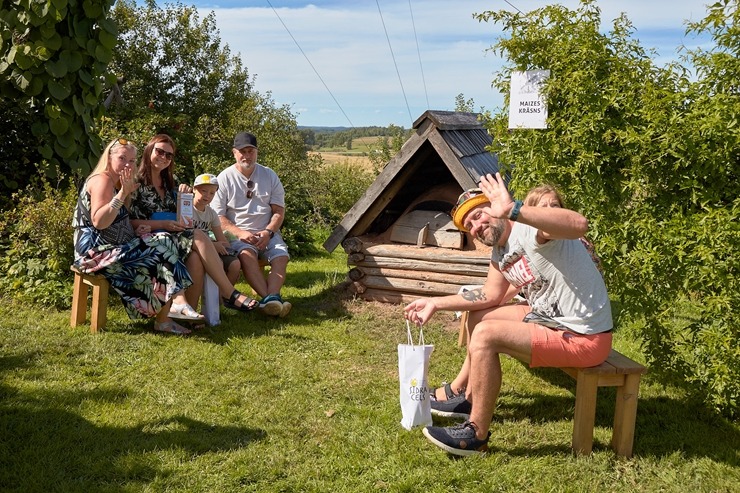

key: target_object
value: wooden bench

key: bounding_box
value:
[459,311,647,457]
[70,266,109,333]
[70,261,271,333]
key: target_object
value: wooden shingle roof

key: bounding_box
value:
[323,110,500,252]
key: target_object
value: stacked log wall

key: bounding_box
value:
[342,236,491,304]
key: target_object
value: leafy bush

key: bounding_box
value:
[478,0,740,416]
[308,158,376,227]
[0,170,77,308]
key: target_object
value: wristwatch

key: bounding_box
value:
[265,229,275,239]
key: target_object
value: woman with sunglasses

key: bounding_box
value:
[73,138,200,334]
[129,134,258,320]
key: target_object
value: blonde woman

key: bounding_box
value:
[73,138,199,334]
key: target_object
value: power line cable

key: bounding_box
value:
[504,0,524,14]
[265,0,355,128]
[375,0,413,124]
[408,0,429,110]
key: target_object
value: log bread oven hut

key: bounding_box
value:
[323,110,502,304]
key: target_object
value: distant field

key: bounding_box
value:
[316,137,379,153]
[310,151,374,170]
[312,135,382,170]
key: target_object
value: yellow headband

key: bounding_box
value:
[452,193,489,232]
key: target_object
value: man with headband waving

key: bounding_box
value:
[404,173,612,456]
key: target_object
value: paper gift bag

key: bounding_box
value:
[398,321,434,430]
[202,274,220,326]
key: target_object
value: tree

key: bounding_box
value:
[106,0,318,255]
[477,0,739,416]
[454,93,476,113]
[367,124,410,172]
[0,0,117,179]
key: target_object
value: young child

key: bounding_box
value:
[192,174,241,284]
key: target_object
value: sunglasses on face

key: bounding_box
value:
[246,180,254,199]
[154,147,174,160]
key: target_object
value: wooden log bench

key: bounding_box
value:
[70,266,109,333]
[459,311,647,457]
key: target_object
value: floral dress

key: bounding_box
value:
[128,183,195,253]
[72,186,193,320]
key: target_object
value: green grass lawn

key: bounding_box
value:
[1,247,739,492]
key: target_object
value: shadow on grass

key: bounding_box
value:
[0,380,266,491]
[98,269,354,344]
[486,365,740,464]
[183,273,355,344]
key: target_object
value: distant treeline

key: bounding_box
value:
[298,126,407,150]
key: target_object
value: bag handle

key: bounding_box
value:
[405,320,425,346]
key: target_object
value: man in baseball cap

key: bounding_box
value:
[210,131,291,318]
[404,173,613,457]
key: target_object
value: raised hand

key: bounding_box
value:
[119,166,139,197]
[479,172,514,219]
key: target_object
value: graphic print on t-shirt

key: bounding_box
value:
[501,250,535,289]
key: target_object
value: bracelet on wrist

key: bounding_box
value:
[110,197,124,210]
[508,200,523,221]
[265,228,275,239]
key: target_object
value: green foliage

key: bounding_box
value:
[454,93,476,112]
[477,0,740,416]
[309,157,376,227]
[0,0,116,176]
[0,99,37,210]
[109,0,252,125]
[367,124,411,172]
[0,168,77,308]
[106,0,317,256]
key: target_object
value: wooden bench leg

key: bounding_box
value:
[70,272,88,328]
[611,373,641,457]
[89,277,109,334]
[458,311,469,347]
[572,371,599,455]
[70,271,109,334]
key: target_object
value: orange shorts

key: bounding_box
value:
[530,325,612,368]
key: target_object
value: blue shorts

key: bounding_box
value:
[230,233,289,263]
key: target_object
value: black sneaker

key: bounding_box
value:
[430,391,472,419]
[422,421,490,456]
[259,294,283,316]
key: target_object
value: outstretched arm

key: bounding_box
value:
[479,173,589,240]
[404,263,512,326]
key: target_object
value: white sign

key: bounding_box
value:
[508,70,550,129]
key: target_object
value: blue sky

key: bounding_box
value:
[182,0,712,128]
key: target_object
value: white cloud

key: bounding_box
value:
[196,0,712,127]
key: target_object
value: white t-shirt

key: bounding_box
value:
[491,222,613,334]
[211,163,285,232]
[192,204,219,237]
